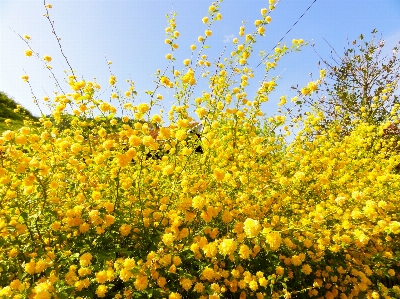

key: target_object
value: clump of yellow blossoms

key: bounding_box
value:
[1,0,399,298]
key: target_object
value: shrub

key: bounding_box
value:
[300,30,400,136]
[0,1,399,299]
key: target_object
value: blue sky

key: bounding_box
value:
[1,0,400,119]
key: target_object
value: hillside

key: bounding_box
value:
[0,91,38,134]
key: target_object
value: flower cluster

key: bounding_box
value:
[1,1,399,298]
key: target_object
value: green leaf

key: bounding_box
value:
[204,45,210,49]
[57,293,69,299]
[19,212,28,222]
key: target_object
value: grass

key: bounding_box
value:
[0,91,38,134]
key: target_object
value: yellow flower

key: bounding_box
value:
[192,195,206,210]
[173,31,180,37]
[276,266,284,275]
[261,8,268,15]
[143,135,155,147]
[173,256,182,266]
[25,260,36,274]
[183,59,191,66]
[95,285,108,298]
[45,3,52,9]
[265,231,281,250]
[180,278,193,291]
[190,44,196,51]
[175,129,187,141]
[25,49,33,57]
[128,135,140,146]
[9,279,23,291]
[137,103,150,113]
[51,221,61,231]
[154,276,166,288]
[258,26,265,35]
[302,264,312,275]
[169,292,182,299]
[249,280,258,291]
[152,114,162,123]
[202,17,209,23]
[109,75,116,85]
[291,255,302,266]
[243,218,261,238]
[196,107,207,118]
[198,36,204,42]
[205,29,212,37]
[96,271,109,284]
[213,168,225,181]
[162,233,175,246]
[21,75,29,82]
[119,224,132,237]
[194,282,205,293]
[79,223,90,233]
[202,267,214,280]
[219,239,237,256]
[43,55,52,62]
[134,275,148,291]
[265,16,272,23]
[79,253,93,267]
[239,244,251,259]
[23,34,31,39]
[8,248,18,258]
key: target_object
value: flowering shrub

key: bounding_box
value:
[1,1,400,299]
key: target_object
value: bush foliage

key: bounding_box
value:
[0,1,399,299]
[0,92,38,134]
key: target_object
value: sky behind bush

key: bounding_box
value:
[1,0,399,118]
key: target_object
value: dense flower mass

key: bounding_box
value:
[1,1,400,299]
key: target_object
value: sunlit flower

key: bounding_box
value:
[95,285,107,298]
[43,55,52,62]
[134,275,148,291]
[137,103,150,113]
[219,239,237,256]
[243,218,261,238]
